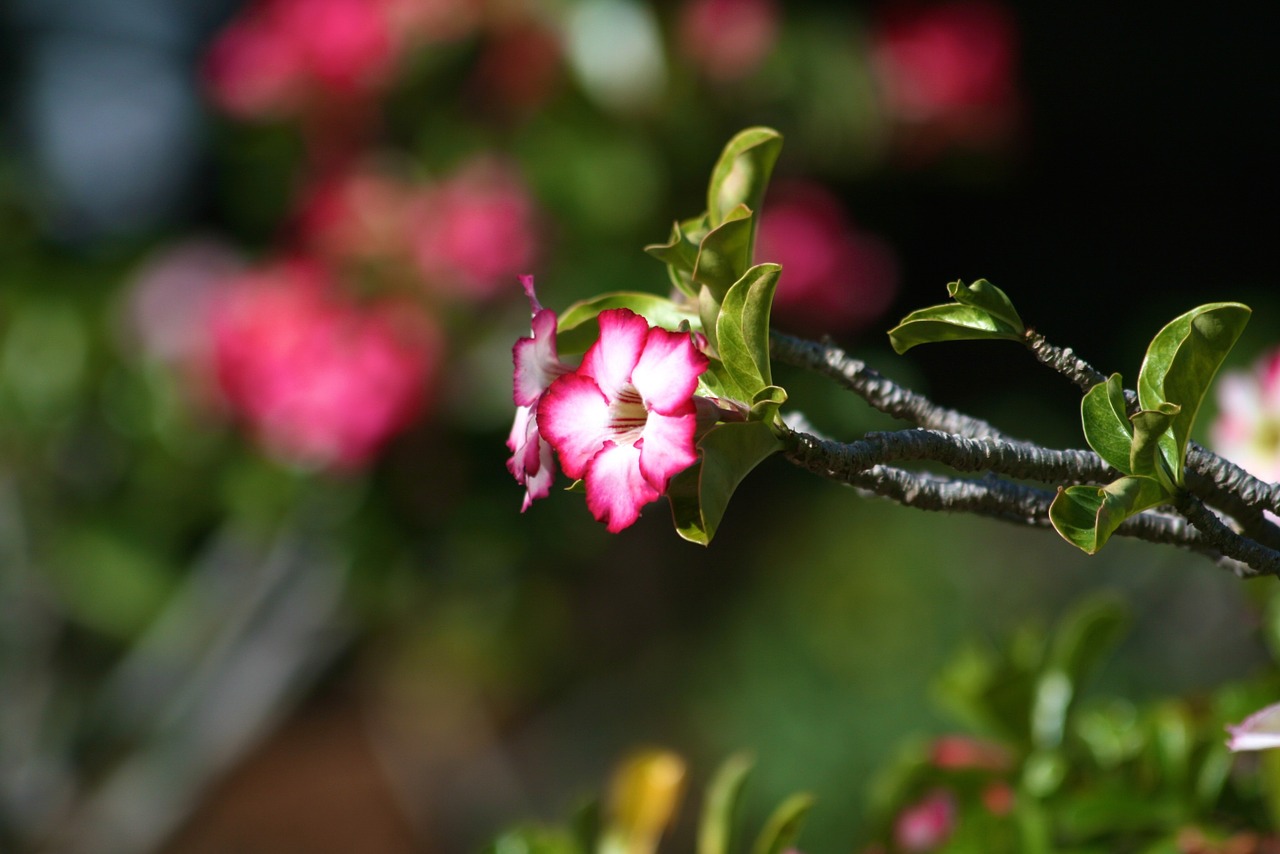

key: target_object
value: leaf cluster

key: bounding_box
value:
[485,751,814,854]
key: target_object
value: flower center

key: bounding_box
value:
[607,384,647,445]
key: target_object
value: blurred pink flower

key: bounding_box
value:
[1211,348,1280,484]
[755,181,899,335]
[1227,701,1280,751]
[677,0,779,82]
[204,0,400,119]
[929,734,1014,772]
[893,789,956,852]
[411,159,540,301]
[125,238,244,368]
[870,0,1020,158]
[538,309,708,532]
[211,260,439,470]
[508,276,572,511]
[296,163,415,265]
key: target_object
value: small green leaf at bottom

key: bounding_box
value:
[697,754,755,854]
[1049,476,1171,555]
[750,793,815,854]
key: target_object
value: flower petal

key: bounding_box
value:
[513,308,563,406]
[631,326,710,413]
[585,441,661,532]
[1227,701,1280,751]
[506,404,557,510]
[538,372,612,479]
[580,309,649,400]
[638,408,698,492]
[519,273,542,313]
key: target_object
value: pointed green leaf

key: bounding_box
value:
[706,127,783,230]
[669,421,782,545]
[1081,374,1133,474]
[644,216,706,299]
[1049,475,1171,555]
[693,205,754,300]
[749,793,814,854]
[716,264,781,398]
[887,304,1025,354]
[947,279,1024,333]
[556,293,700,355]
[1128,403,1180,491]
[697,754,754,854]
[1136,302,1250,483]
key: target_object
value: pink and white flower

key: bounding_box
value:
[508,275,572,511]
[1226,701,1280,751]
[537,308,709,532]
[1211,348,1280,484]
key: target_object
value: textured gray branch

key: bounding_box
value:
[786,435,1262,575]
[1024,329,1108,393]
[783,428,1115,485]
[769,332,1022,443]
[772,331,1280,578]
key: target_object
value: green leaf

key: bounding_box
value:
[1049,475,1170,555]
[697,754,754,854]
[706,127,783,230]
[715,264,781,399]
[644,216,706,299]
[557,293,700,355]
[749,793,814,854]
[669,421,782,545]
[1136,302,1250,484]
[749,385,788,425]
[887,304,1025,355]
[693,205,754,300]
[947,279,1024,333]
[1045,597,1129,693]
[698,284,722,354]
[1032,598,1129,750]
[1128,403,1180,492]
[486,827,580,854]
[1080,374,1133,474]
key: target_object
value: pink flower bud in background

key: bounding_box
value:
[980,781,1014,816]
[410,159,540,301]
[285,0,396,98]
[204,4,308,118]
[211,259,440,470]
[296,163,415,265]
[893,789,956,852]
[1211,348,1280,485]
[870,0,1020,158]
[755,181,899,335]
[677,0,779,82]
[929,734,1014,772]
[203,0,400,119]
